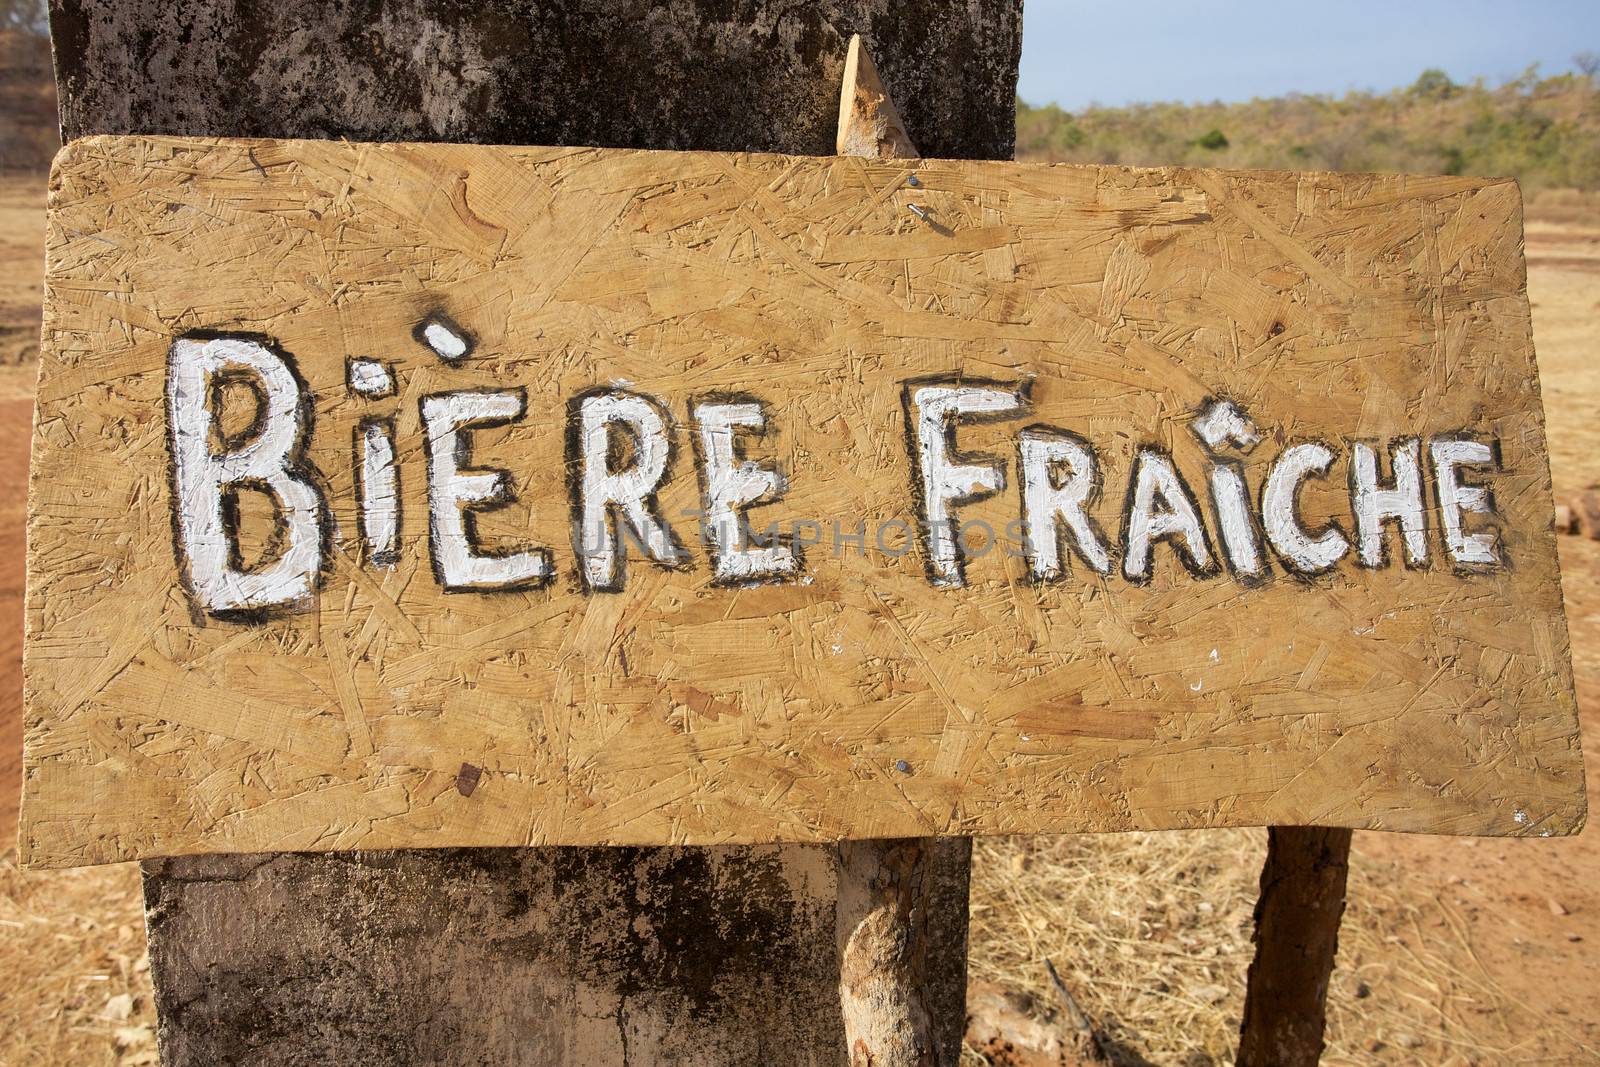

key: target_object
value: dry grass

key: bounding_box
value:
[1016,69,1600,194]
[967,832,1263,1066]
[1328,852,1559,1066]
[0,852,156,1066]
[965,831,1600,1066]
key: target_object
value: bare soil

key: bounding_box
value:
[0,175,41,845]
[2,174,1598,1065]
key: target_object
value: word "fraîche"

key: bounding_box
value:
[166,323,1507,619]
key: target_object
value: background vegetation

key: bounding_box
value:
[0,0,44,34]
[0,0,53,172]
[1017,59,1600,192]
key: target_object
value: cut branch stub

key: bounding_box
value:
[837,33,919,159]
[837,839,936,1067]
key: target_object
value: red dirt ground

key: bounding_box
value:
[0,396,24,841]
[0,168,40,840]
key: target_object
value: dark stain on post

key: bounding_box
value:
[456,763,482,797]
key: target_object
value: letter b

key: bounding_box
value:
[167,334,326,616]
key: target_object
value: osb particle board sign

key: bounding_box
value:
[19,134,1585,868]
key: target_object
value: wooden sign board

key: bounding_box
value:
[20,135,1585,868]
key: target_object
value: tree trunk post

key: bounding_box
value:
[837,839,937,1067]
[47,2,1020,1063]
[1236,826,1354,1067]
[830,38,950,1067]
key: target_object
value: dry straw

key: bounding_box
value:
[0,852,156,1066]
[966,831,1580,1066]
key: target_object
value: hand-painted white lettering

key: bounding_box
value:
[691,400,798,585]
[906,381,1027,587]
[167,335,325,615]
[1262,442,1349,574]
[1017,428,1111,579]
[420,390,551,590]
[1210,464,1264,577]
[1352,439,1428,568]
[1122,450,1212,582]
[1430,437,1500,567]
[1192,398,1261,453]
[575,390,685,592]
[169,333,1515,605]
[347,358,395,397]
[1192,400,1265,578]
[357,420,399,567]
[419,317,471,362]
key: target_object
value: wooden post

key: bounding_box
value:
[1237,827,1354,1067]
[831,45,948,1065]
[47,2,1019,1063]
[837,839,938,1067]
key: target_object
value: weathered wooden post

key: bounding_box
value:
[1237,827,1354,1066]
[42,2,1020,1062]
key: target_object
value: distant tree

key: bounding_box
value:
[1512,63,1542,94]
[1409,68,1457,99]
[0,0,47,34]
[1190,128,1229,150]
[1576,51,1600,81]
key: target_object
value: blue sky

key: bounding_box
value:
[1018,0,1600,109]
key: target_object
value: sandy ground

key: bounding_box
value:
[1,173,1598,1064]
[1,174,41,846]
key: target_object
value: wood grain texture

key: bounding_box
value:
[20,135,1585,867]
